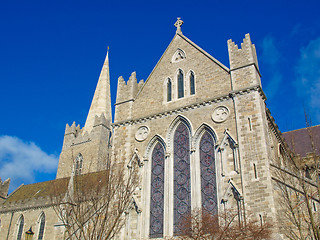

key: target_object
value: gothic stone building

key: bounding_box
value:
[0,19,318,239]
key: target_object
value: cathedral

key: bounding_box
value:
[0,19,319,239]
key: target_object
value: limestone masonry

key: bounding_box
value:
[0,19,318,239]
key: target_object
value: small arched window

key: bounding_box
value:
[167,79,172,102]
[75,153,83,175]
[190,71,195,95]
[38,213,45,240]
[177,69,184,98]
[17,215,24,240]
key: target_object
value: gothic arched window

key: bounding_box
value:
[190,71,195,95]
[167,79,172,102]
[17,215,24,240]
[177,69,184,98]
[75,153,83,175]
[174,122,191,234]
[200,131,217,215]
[38,213,45,240]
[150,142,165,238]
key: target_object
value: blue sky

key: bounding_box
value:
[1,0,320,192]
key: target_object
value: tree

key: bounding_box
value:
[273,116,320,240]
[51,157,140,240]
[174,208,273,240]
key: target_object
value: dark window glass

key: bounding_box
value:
[38,214,45,240]
[178,70,184,98]
[200,132,217,215]
[17,216,24,240]
[150,143,165,238]
[190,72,195,95]
[174,123,191,234]
[167,79,172,102]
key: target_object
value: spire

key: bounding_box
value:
[83,47,112,133]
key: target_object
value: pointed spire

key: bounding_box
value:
[83,47,112,133]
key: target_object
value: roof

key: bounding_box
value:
[2,170,109,206]
[282,125,320,158]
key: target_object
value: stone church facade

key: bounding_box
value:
[0,19,317,239]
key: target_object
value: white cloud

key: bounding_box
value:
[261,36,283,98]
[295,37,320,121]
[0,136,58,192]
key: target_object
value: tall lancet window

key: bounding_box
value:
[177,69,184,98]
[17,215,24,240]
[190,71,195,95]
[75,153,83,175]
[150,142,165,238]
[167,79,172,102]
[174,123,191,234]
[200,131,217,215]
[38,213,45,240]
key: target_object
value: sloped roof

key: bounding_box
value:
[2,170,109,205]
[282,125,320,158]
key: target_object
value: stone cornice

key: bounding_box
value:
[112,85,265,128]
[0,202,56,214]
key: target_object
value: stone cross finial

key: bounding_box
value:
[174,17,184,33]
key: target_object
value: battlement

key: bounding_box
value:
[65,121,81,137]
[62,113,111,149]
[0,177,10,199]
[227,33,259,70]
[116,72,144,104]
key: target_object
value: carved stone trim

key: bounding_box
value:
[135,126,149,142]
[171,48,186,63]
[211,106,230,123]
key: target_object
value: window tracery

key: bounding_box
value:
[38,213,45,240]
[174,122,191,234]
[150,142,165,238]
[200,131,217,215]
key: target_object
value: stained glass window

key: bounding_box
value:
[38,213,45,240]
[190,71,195,95]
[17,215,24,240]
[178,69,184,98]
[75,153,83,175]
[200,132,217,215]
[150,142,165,238]
[167,79,172,102]
[174,123,191,234]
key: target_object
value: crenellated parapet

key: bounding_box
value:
[62,114,111,149]
[65,122,81,137]
[228,34,261,91]
[227,33,259,70]
[116,72,144,104]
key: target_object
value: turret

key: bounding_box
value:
[115,72,144,122]
[0,177,10,199]
[228,34,261,91]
